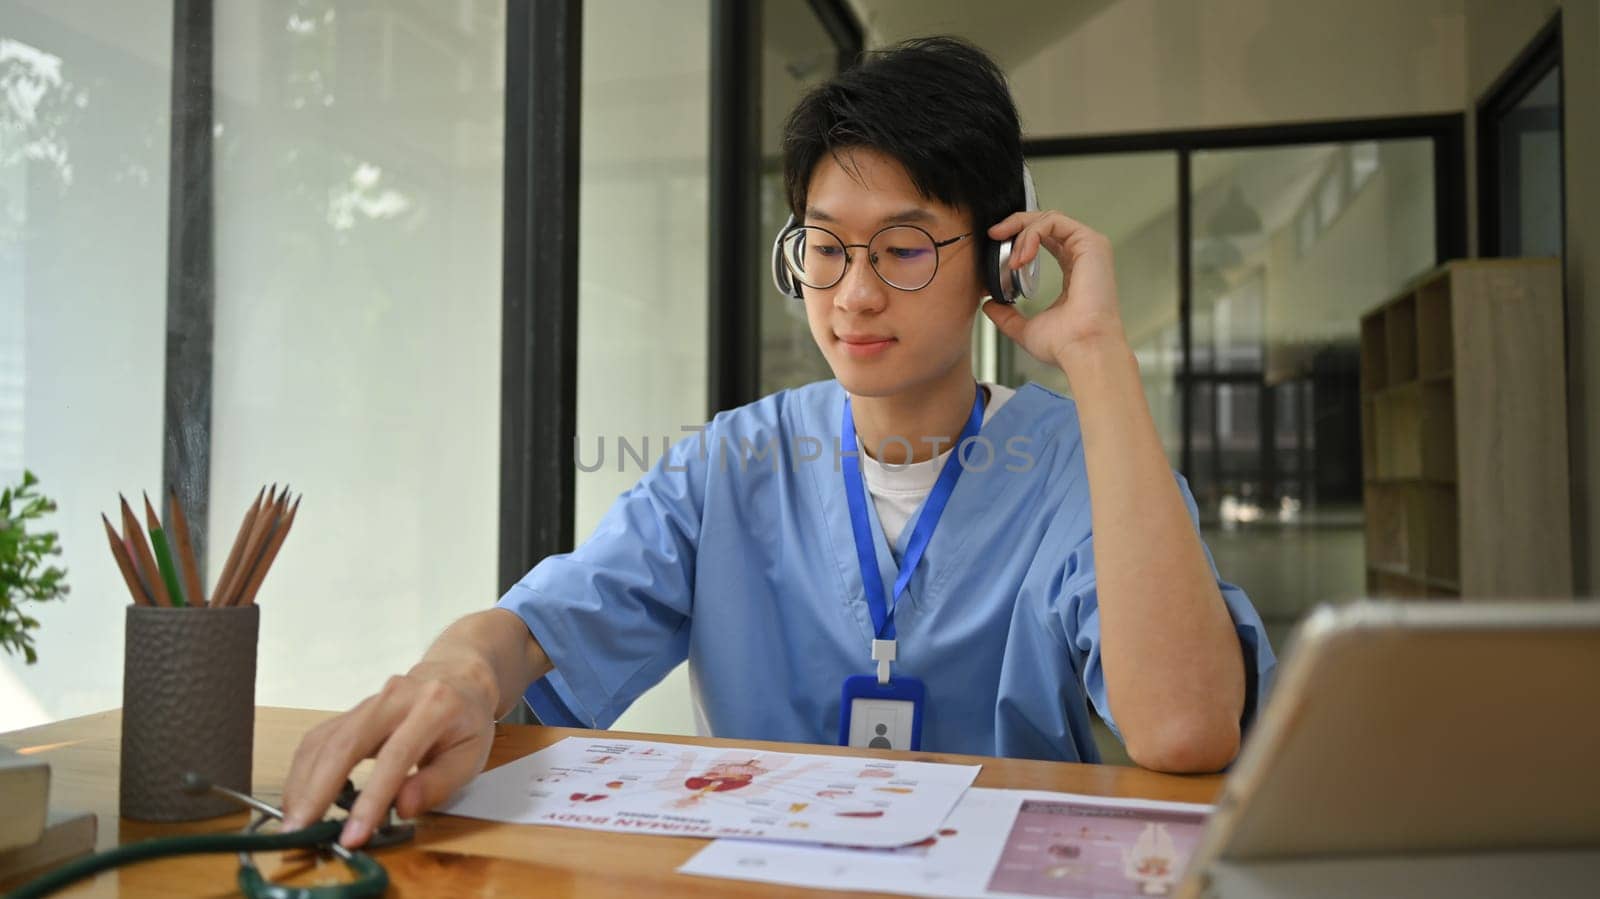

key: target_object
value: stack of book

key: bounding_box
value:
[0,745,95,885]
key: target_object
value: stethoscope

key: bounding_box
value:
[10,774,413,899]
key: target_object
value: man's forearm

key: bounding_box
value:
[411,608,553,720]
[1059,337,1246,772]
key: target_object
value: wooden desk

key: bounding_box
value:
[1,707,1222,897]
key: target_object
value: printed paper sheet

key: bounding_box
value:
[678,787,1212,898]
[436,736,981,848]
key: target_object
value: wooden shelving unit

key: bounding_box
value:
[1360,259,1571,599]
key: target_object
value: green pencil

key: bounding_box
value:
[144,494,189,608]
[148,526,188,607]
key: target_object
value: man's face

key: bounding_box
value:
[800,148,984,398]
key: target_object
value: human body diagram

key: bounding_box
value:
[502,739,977,845]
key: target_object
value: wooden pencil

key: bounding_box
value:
[219,485,280,607]
[235,494,299,607]
[102,513,151,605]
[212,486,266,609]
[236,485,285,604]
[166,488,207,608]
[124,536,154,601]
[232,488,287,605]
[119,494,172,607]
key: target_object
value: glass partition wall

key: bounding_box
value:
[1011,134,1445,653]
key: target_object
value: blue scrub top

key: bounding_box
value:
[498,380,1276,763]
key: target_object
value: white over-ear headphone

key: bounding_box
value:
[771,164,1040,304]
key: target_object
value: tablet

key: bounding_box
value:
[1181,600,1600,897]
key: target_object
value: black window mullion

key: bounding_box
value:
[1260,381,1277,506]
[1178,150,1194,479]
[500,0,582,597]
[707,0,762,415]
[1436,117,1468,263]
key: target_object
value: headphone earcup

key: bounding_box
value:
[982,164,1041,305]
[771,214,804,300]
[983,238,1015,304]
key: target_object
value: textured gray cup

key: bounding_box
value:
[119,604,259,821]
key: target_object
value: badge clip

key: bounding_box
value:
[871,638,896,685]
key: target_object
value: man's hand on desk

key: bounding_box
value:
[280,664,495,848]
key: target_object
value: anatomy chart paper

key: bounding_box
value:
[435,737,981,848]
[678,787,1213,898]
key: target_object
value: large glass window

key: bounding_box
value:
[1010,153,1181,464]
[1188,141,1435,513]
[209,0,505,710]
[581,0,711,735]
[1,0,172,731]
[757,0,844,394]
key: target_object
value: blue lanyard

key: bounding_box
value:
[841,387,985,642]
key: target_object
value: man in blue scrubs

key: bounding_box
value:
[284,37,1275,849]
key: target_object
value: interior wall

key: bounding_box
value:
[1020,0,1466,135]
[853,0,1469,136]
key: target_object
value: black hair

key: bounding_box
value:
[780,36,1024,238]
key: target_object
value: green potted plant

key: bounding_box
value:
[1,470,69,665]
[1,470,73,868]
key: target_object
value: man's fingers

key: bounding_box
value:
[279,670,498,842]
[288,682,407,832]
[336,678,480,844]
[1011,229,1040,268]
[281,701,369,829]
[993,210,1102,250]
[987,210,1034,239]
[393,733,491,820]
[983,300,1028,342]
[1013,214,1099,269]
[341,683,464,846]
[280,722,332,830]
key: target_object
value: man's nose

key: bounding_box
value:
[834,250,887,314]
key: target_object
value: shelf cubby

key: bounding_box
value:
[1420,381,1456,482]
[1417,276,1453,377]
[1374,384,1422,480]
[1360,312,1388,392]
[1385,293,1418,386]
[1423,483,1459,586]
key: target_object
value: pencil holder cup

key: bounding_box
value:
[119,604,259,821]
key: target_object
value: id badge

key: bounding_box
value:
[838,674,925,751]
